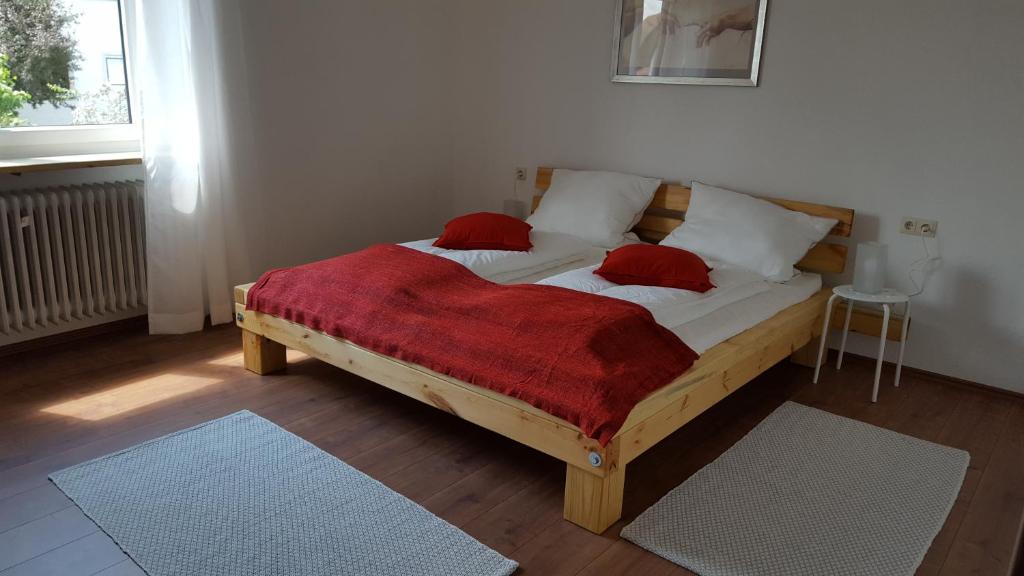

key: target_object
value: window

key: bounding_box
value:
[105,56,126,86]
[0,0,137,159]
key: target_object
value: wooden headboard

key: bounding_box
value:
[532,167,855,274]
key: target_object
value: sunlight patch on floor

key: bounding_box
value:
[207,349,309,367]
[42,374,222,421]
[207,351,245,366]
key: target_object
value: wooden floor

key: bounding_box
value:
[1,324,1022,576]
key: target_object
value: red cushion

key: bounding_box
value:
[433,212,533,251]
[595,244,714,292]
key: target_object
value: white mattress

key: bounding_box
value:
[538,263,772,329]
[504,246,607,284]
[402,230,593,283]
[405,232,821,355]
[402,231,640,284]
[538,264,822,354]
[674,272,822,353]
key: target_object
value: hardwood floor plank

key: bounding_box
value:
[420,447,550,527]
[1,324,1021,576]
[939,404,1024,576]
[0,356,342,473]
[344,413,467,479]
[578,539,690,576]
[918,393,1016,574]
[883,377,965,443]
[0,483,72,533]
[461,469,565,556]
[306,400,436,462]
[0,531,126,576]
[0,373,350,500]
[377,431,495,503]
[92,560,145,576]
[509,516,617,575]
[0,507,97,571]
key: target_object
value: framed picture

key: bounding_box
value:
[611,0,769,86]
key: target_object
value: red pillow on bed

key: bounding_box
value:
[433,212,533,251]
[595,244,714,292]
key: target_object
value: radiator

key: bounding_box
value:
[0,181,146,346]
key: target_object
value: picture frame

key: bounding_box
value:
[611,0,769,87]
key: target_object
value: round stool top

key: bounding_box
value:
[833,284,909,304]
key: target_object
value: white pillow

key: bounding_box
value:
[660,182,837,281]
[527,169,660,248]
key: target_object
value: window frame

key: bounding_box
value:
[0,0,140,161]
[105,55,127,86]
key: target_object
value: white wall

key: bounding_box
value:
[3,0,456,302]
[446,0,1024,392]
[6,1,1021,392]
[232,0,454,274]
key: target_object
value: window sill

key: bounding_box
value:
[0,151,143,175]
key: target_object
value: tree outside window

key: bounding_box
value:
[0,0,130,128]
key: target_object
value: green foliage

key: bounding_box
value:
[72,82,128,125]
[0,0,79,108]
[0,53,31,127]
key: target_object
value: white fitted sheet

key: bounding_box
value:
[503,246,608,284]
[537,263,771,329]
[405,232,821,355]
[536,264,822,354]
[402,230,594,283]
[402,231,641,284]
[673,272,822,354]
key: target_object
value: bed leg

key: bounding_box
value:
[790,337,820,367]
[242,329,287,375]
[563,442,624,534]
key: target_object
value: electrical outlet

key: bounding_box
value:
[917,219,938,237]
[900,217,938,237]
[514,167,527,182]
[900,217,918,235]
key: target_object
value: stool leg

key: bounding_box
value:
[894,300,911,387]
[872,304,891,403]
[813,294,839,384]
[836,300,854,370]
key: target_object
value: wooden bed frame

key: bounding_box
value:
[234,167,856,534]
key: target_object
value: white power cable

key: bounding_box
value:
[907,234,940,297]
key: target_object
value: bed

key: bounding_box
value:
[399,231,603,284]
[401,229,643,284]
[234,167,855,534]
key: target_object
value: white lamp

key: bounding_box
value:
[853,242,887,294]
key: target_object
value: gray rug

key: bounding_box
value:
[622,402,968,576]
[50,411,517,576]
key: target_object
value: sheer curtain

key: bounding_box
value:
[126,0,251,334]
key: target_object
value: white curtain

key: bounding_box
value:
[127,0,251,334]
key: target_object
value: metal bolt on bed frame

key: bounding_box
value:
[588,452,603,467]
[236,312,244,323]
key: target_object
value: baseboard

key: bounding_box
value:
[820,351,1024,401]
[0,315,148,358]
[6,314,1022,402]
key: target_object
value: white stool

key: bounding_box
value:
[813,285,911,403]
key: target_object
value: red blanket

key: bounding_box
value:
[246,244,698,445]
